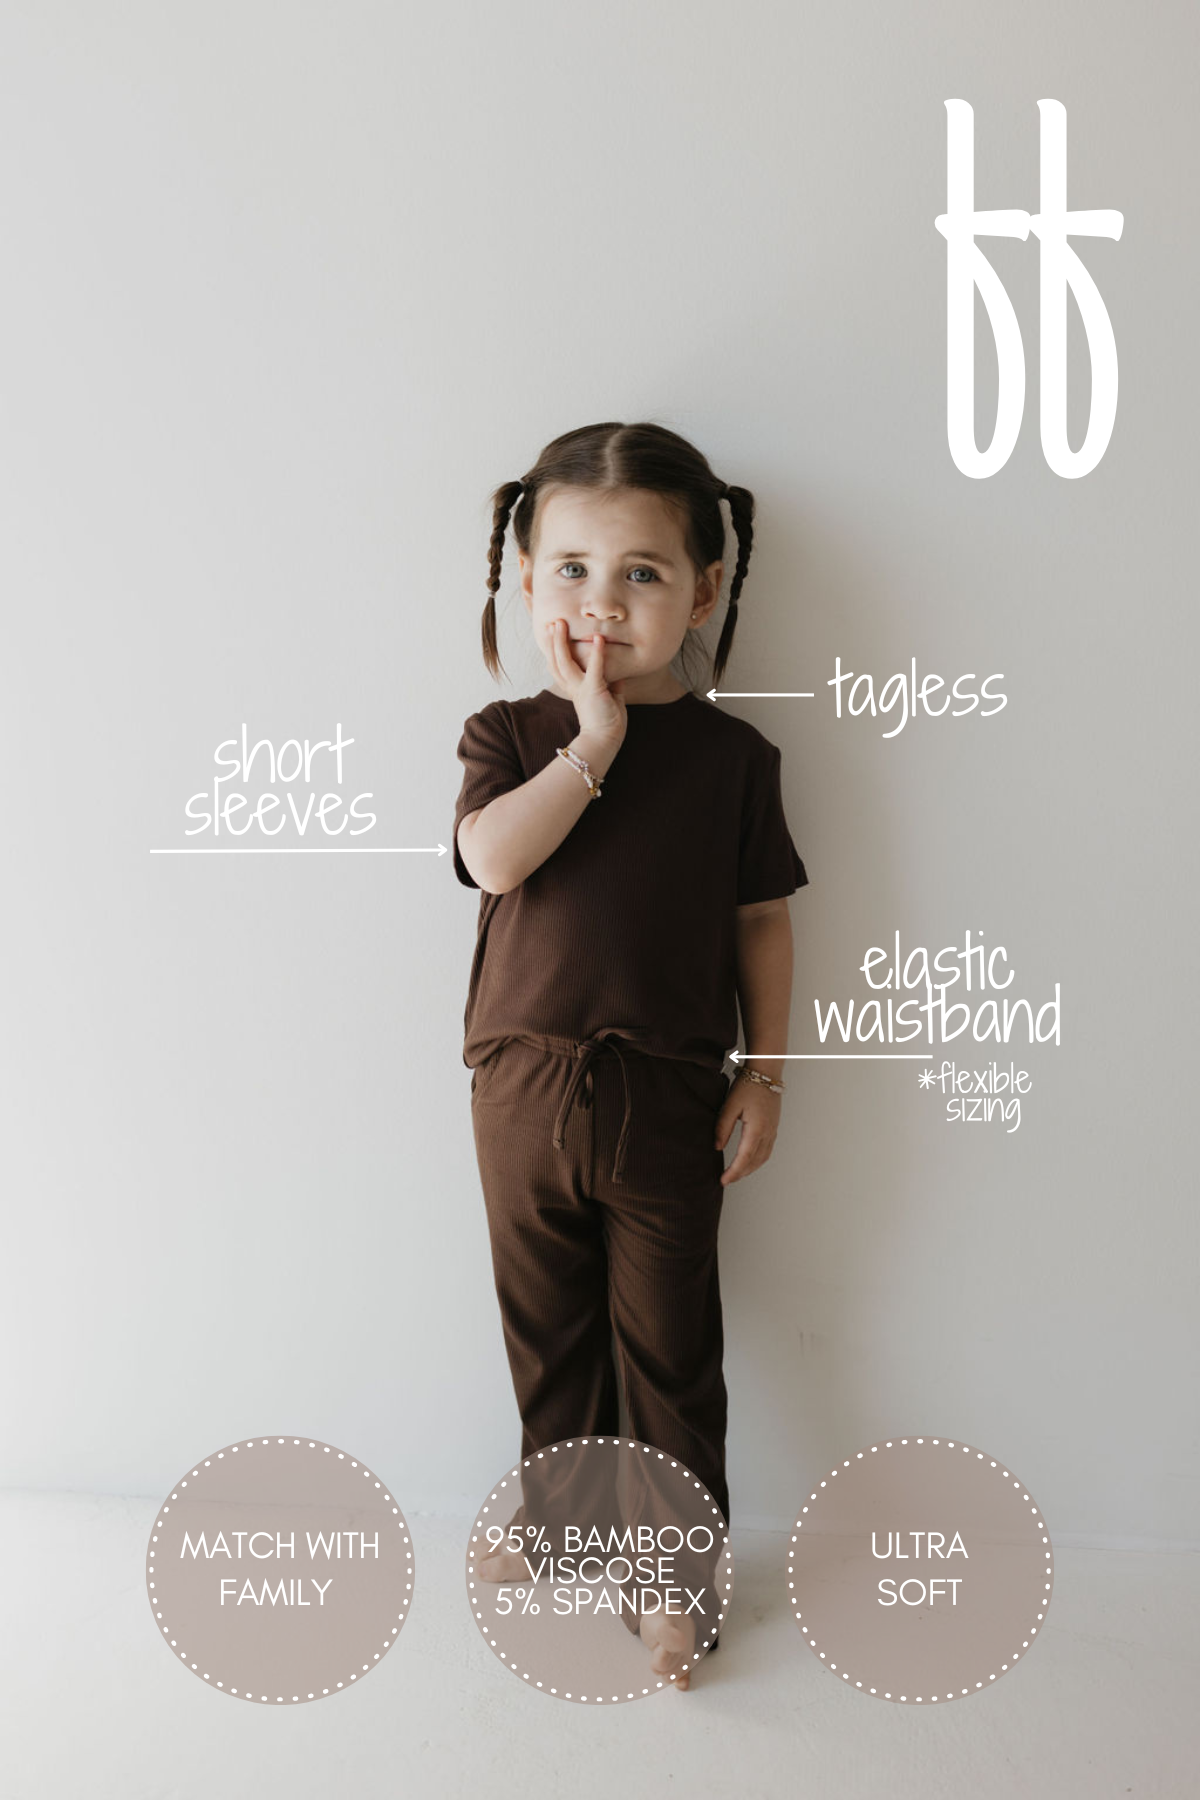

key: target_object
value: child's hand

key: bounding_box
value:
[715,1076,781,1185]
[544,620,627,749]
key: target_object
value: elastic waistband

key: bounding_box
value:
[467,1029,725,1076]
[499,1027,650,1062]
[474,1030,725,1186]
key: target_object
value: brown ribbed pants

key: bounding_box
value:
[470,1035,732,1528]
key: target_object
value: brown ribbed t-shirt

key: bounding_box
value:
[453,688,807,1070]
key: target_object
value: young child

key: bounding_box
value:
[454,421,806,1688]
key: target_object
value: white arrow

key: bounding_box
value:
[707,688,814,701]
[149,844,449,855]
[730,1050,930,1061]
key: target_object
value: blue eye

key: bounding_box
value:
[555,562,659,582]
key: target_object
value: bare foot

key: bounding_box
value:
[473,1546,531,1582]
[639,1611,698,1691]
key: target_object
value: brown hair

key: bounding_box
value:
[483,421,754,685]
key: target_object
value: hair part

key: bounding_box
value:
[482,422,755,686]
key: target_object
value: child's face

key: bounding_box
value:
[517,486,722,688]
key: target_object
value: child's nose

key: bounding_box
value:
[583,587,626,620]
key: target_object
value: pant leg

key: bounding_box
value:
[471,1042,620,1456]
[592,1052,732,1525]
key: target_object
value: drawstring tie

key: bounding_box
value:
[551,1032,635,1183]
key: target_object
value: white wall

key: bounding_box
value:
[2,0,1195,1546]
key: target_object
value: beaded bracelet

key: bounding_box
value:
[556,745,604,800]
[736,1066,786,1096]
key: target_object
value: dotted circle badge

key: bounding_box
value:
[466,1437,734,1704]
[145,1437,414,1703]
[788,1435,1052,1703]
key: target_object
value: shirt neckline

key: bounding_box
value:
[534,687,699,712]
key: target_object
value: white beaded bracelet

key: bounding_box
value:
[556,745,603,800]
[737,1067,786,1095]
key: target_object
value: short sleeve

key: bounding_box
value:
[453,704,527,888]
[737,742,808,905]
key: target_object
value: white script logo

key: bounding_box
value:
[934,99,1124,479]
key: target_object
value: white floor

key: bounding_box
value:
[2,1491,1194,1800]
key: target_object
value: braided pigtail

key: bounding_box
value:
[711,482,755,685]
[483,478,525,678]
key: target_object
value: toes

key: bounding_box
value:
[475,1551,526,1583]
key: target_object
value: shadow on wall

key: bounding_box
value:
[708,493,917,1523]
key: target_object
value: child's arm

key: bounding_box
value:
[456,625,626,895]
[716,896,794,1185]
